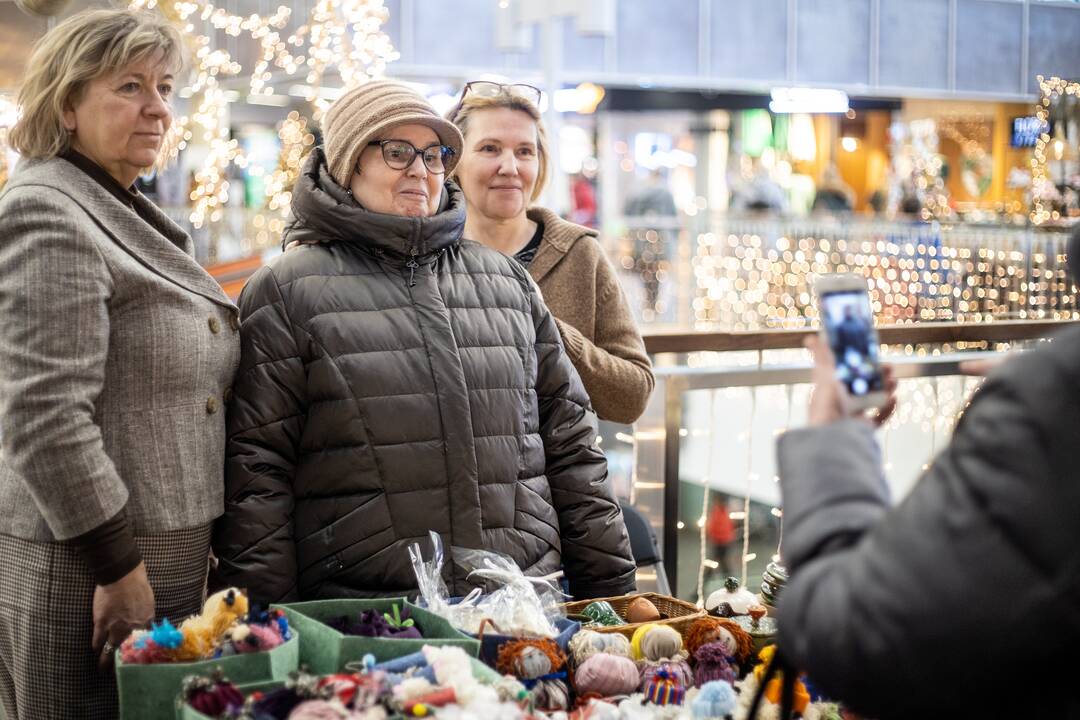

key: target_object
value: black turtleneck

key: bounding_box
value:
[61,148,139,209]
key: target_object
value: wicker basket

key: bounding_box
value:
[560,593,705,640]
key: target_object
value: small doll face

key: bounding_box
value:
[516,646,553,679]
[715,628,737,656]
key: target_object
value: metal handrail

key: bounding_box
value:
[642,319,1079,354]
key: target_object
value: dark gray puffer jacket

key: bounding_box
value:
[213,149,635,604]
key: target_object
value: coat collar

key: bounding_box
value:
[284,147,466,262]
[6,157,235,312]
[525,205,597,282]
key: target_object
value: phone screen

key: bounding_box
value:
[821,290,884,397]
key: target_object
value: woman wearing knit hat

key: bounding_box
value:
[212,80,636,603]
[447,82,654,425]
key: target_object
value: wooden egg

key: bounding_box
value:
[625,596,661,623]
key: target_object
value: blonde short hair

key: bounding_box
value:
[447,87,549,204]
[9,8,182,160]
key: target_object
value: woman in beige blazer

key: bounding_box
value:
[0,9,239,718]
[447,83,654,424]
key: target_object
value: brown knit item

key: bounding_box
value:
[322,79,464,188]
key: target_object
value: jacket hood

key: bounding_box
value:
[284,146,466,260]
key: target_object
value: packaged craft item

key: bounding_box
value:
[408,530,565,637]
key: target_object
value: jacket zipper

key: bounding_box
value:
[406,249,419,287]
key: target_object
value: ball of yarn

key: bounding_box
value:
[638,625,683,662]
[690,680,737,719]
[529,678,570,712]
[581,601,625,626]
[568,630,632,665]
[287,699,350,719]
[575,653,640,697]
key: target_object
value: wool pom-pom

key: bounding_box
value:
[575,653,640,697]
[637,625,683,662]
[288,699,350,719]
[147,618,184,649]
[569,630,632,665]
[120,632,171,665]
[690,680,737,719]
[529,678,570,711]
[693,642,737,686]
[234,622,284,653]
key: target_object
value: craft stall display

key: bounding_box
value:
[124,537,854,720]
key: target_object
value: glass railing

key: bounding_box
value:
[623,320,1074,602]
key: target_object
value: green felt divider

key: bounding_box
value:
[116,631,299,720]
[272,598,479,674]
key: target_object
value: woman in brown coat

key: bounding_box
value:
[447,83,654,424]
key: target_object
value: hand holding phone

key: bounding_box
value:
[812,273,891,414]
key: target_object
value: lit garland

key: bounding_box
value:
[687,225,1076,330]
[128,0,397,226]
[248,111,315,249]
[1031,75,1080,225]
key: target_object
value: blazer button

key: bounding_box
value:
[223,387,233,405]
[208,316,221,334]
[205,395,218,414]
[229,314,240,332]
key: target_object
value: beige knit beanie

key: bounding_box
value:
[322,80,464,188]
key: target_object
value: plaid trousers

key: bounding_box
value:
[0,525,211,720]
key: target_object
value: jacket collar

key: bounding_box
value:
[525,205,597,282]
[285,147,466,262]
[5,157,235,312]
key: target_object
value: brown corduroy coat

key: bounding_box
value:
[524,207,655,424]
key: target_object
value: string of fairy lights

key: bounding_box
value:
[127,0,397,228]
[688,226,1076,329]
[1032,75,1080,226]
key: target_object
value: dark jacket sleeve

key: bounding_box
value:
[212,265,306,604]
[774,348,1080,717]
[527,275,637,600]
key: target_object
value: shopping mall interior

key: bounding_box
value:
[1,0,1079,662]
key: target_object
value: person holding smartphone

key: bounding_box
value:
[773,231,1080,718]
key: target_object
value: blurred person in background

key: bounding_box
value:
[810,164,855,213]
[215,81,635,604]
[447,81,655,425]
[0,9,240,718]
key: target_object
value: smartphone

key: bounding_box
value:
[813,273,887,411]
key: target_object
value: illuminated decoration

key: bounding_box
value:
[1031,75,1080,225]
[127,0,397,227]
[769,87,849,114]
[689,224,1077,331]
[841,136,858,153]
[892,119,950,220]
[552,82,605,114]
[787,113,816,162]
[248,111,316,250]
[937,117,993,199]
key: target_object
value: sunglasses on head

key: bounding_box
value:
[447,81,543,120]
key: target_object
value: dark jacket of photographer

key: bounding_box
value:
[212,150,635,604]
[774,325,1080,718]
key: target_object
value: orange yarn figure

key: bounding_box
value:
[684,617,752,663]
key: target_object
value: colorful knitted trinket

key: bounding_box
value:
[644,666,685,706]
[581,601,625,626]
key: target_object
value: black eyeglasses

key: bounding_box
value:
[447,81,543,120]
[362,139,454,174]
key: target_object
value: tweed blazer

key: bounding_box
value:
[0,157,240,542]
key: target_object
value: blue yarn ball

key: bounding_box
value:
[691,680,737,719]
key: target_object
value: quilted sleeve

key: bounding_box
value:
[528,276,637,599]
[212,265,306,604]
